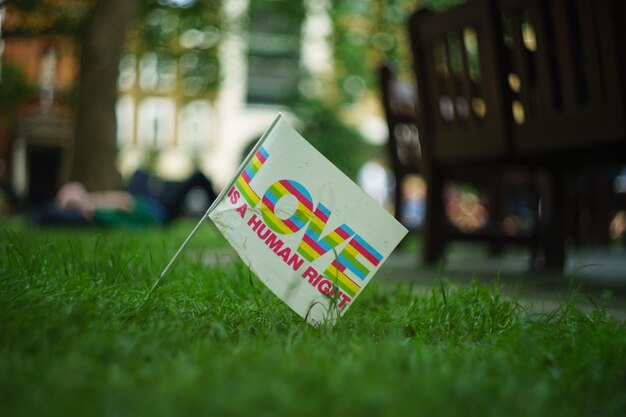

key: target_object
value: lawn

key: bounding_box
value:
[1,218,625,417]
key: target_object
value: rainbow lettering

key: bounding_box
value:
[235,147,268,207]
[297,203,354,262]
[262,179,314,235]
[233,145,384,304]
[323,235,383,297]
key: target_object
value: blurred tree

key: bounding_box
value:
[73,0,223,189]
[131,0,222,100]
[72,0,137,191]
[329,0,466,103]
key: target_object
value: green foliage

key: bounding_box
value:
[1,220,626,417]
[0,64,36,118]
[292,98,378,180]
[329,0,417,102]
[329,0,467,102]
[130,0,223,98]
[239,99,376,180]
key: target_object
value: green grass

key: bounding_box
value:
[1,218,625,417]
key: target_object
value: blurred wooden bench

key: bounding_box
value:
[406,0,626,268]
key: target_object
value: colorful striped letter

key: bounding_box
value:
[261,179,314,235]
[323,234,383,297]
[297,203,354,262]
[235,147,269,207]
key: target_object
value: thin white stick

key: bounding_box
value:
[144,211,209,301]
[144,113,284,302]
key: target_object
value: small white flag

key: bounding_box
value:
[209,114,408,325]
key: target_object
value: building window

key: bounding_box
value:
[178,100,212,149]
[138,97,176,147]
[246,0,304,105]
[116,95,135,145]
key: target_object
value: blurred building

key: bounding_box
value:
[115,0,336,189]
[1,0,388,201]
[0,0,336,197]
[0,0,84,203]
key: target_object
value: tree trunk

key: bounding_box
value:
[71,0,137,191]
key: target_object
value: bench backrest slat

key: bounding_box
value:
[409,0,626,162]
[409,0,510,163]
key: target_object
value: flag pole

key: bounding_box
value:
[144,113,284,302]
[144,211,209,301]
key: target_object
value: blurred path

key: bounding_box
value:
[378,243,626,320]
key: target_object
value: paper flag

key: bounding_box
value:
[209,114,408,325]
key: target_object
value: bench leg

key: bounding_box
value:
[529,169,546,270]
[423,167,445,265]
[543,170,567,270]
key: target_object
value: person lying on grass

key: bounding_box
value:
[31,170,218,227]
